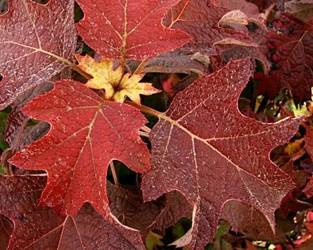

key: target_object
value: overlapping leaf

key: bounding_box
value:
[162,0,259,48]
[10,80,150,217]
[246,0,276,11]
[5,82,52,150]
[0,176,145,250]
[148,192,191,235]
[108,182,163,231]
[221,200,276,240]
[76,0,190,60]
[286,0,313,22]
[265,15,313,100]
[146,0,270,74]
[109,184,192,240]
[1,0,310,248]
[142,59,299,248]
[0,0,76,110]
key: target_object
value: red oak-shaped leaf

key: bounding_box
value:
[142,59,299,248]
[0,176,145,250]
[266,15,313,100]
[76,0,190,60]
[0,0,76,110]
[9,80,150,217]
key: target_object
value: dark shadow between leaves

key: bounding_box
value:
[0,0,7,14]
[107,160,138,186]
[74,1,84,23]
[31,0,49,5]
[162,217,191,248]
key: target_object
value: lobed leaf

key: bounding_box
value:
[76,0,190,61]
[76,55,160,104]
[147,0,270,74]
[0,176,145,250]
[142,58,299,248]
[0,0,76,110]
[10,80,150,217]
[266,15,313,101]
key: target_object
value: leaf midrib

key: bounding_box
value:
[0,41,72,66]
[145,105,292,199]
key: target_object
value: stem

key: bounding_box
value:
[132,59,147,76]
[120,54,126,74]
[139,131,149,138]
[3,42,92,81]
[126,101,164,118]
[141,126,151,133]
[7,165,13,176]
[69,63,92,80]
[121,0,128,73]
[125,62,132,74]
[110,162,119,185]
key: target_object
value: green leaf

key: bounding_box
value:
[145,231,164,250]
[0,165,7,175]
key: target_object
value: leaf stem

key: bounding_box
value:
[139,131,149,138]
[110,162,119,185]
[126,101,164,118]
[2,42,92,81]
[141,126,151,133]
[69,63,92,80]
[132,59,147,75]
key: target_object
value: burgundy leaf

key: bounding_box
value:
[145,0,270,76]
[149,192,192,235]
[142,59,299,248]
[0,0,76,110]
[0,175,145,250]
[5,82,52,150]
[267,15,313,100]
[108,182,163,231]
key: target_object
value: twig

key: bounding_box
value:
[69,63,92,80]
[126,101,163,118]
